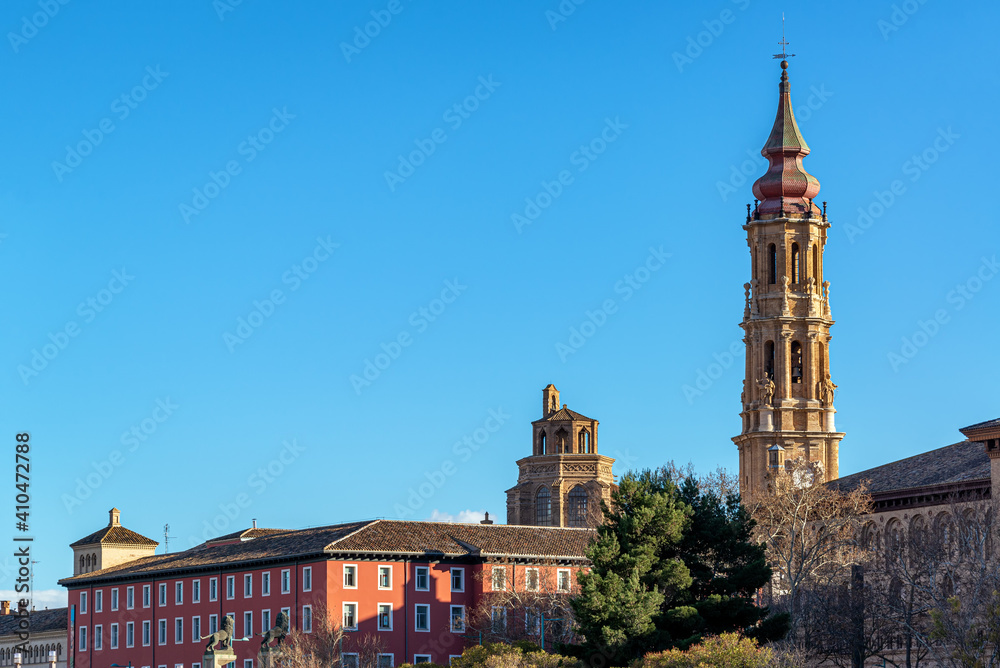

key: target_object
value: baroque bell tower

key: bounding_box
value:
[733,58,844,498]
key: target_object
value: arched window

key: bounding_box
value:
[768,244,777,284]
[567,487,588,528]
[79,555,84,573]
[535,488,552,526]
[790,341,803,384]
[550,396,557,413]
[538,430,547,455]
[56,645,61,659]
[556,428,568,454]
[91,553,97,570]
[791,243,800,283]
[578,430,591,453]
[812,244,820,282]
[764,341,775,380]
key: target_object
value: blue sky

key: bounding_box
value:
[1,0,997,602]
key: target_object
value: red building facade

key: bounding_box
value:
[60,514,592,668]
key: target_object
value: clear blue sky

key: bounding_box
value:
[1,0,997,601]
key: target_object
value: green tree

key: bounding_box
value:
[668,472,784,643]
[571,467,785,663]
[570,472,693,663]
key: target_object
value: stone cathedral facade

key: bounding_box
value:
[506,385,615,528]
[732,60,845,498]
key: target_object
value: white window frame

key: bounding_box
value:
[226,576,235,599]
[243,611,253,639]
[281,569,291,594]
[414,566,429,591]
[378,654,394,668]
[280,607,291,624]
[302,566,312,592]
[159,583,167,607]
[525,568,540,592]
[192,616,201,643]
[79,626,87,652]
[414,604,430,632]
[176,581,183,605]
[243,661,253,668]
[143,584,151,608]
[126,621,135,648]
[209,614,218,635]
[491,606,507,632]
[244,574,253,599]
[343,564,358,589]
[491,566,506,591]
[111,622,119,649]
[126,586,135,610]
[80,592,88,614]
[557,568,571,592]
[377,603,393,631]
[413,656,432,665]
[302,605,313,633]
[261,572,270,596]
[342,602,357,631]
[192,579,201,603]
[378,565,392,590]
[95,590,103,613]
[94,624,103,651]
[261,609,271,634]
[142,620,151,646]
[175,617,184,644]
[449,657,462,666]
[341,654,359,668]
[525,608,540,635]
[450,605,465,633]
[450,567,464,593]
[158,619,167,646]
[209,578,218,602]
[111,588,119,611]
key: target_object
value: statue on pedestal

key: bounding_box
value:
[202,615,236,652]
[757,376,776,407]
[259,611,290,650]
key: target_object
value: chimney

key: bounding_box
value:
[480,512,494,525]
[252,519,257,529]
[109,508,121,527]
[1,600,10,615]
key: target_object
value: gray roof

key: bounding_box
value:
[833,439,989,494]
[0,608,67,637]
[962,417,1000,432]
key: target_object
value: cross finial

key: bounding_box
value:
[773,13,796,61]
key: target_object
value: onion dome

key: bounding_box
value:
[752,60,821,217]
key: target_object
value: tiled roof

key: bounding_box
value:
[328,520,595,559]
[205,527,286,545]
[832,440,989,495]
[536,407,594,423]
[60,520,593,586]
[961,417,1000,432]
[69,524,158,548]
[0,608,67,637]
[60,522,370,585]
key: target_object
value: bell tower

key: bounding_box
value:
[733,58,844,498]
[506,385,615,527]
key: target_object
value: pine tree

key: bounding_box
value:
[570,467,786,663]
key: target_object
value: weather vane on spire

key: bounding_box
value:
[773,13,796,61]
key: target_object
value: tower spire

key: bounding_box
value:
[752,30,819,218]
[734,55,843,499]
